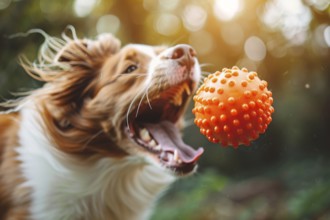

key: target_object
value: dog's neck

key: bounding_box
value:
[17,103,175,220]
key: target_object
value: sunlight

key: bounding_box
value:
[213,0,242,21]
[262,0,312,44]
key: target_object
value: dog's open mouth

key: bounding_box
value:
[126,81,204,175]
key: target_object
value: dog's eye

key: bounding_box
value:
[124,65,138,74]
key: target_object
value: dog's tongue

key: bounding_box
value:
[144,121,204,163]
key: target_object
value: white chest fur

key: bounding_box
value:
[16,106,175,220]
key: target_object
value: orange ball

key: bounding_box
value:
[192,66,274,148]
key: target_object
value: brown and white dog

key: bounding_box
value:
[0,32,204,219]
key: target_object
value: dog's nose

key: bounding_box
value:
[170,44,196,61]
[168,44,197,71]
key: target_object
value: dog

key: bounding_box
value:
[0,31,204,220]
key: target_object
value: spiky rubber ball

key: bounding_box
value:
[192,66,274,148]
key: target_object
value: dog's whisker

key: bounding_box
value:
[120,73,148,77]
[126,88,145,129]
[200,63,214,68]
[135,86,150,118]
[81,129,104,149]
[125,78,153,130]
[200,73,208,79]
[135,95,145,119]
[145,84,152,110]
[200,72,210,82]
[155,77,166,94]
[168,35,187,47]
[130,76,157,122]
[183,117,196,129]
[201,71,211,76]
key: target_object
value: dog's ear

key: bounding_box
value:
[38,34,124,154]
[43,34,122,114]
[55,33,121,68]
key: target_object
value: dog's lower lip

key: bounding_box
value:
[126,120,204,175]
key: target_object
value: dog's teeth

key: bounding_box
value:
[173,149,179,162]
[149,139,157,147]
[173,95,182,106]
[183,83,191,95]
[160,151,166,158]
[150,140,161,151]
[154,144,161,151]
[177,96,182,106]
[140,128,151,142]
[168,153,174,162]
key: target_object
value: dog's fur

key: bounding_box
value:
[0,32,202,220]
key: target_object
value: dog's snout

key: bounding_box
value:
[156,44,200,84]
[170,44,196,60]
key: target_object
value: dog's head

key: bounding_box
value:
[30,33,203,176]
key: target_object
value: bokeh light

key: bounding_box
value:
[96,15,120,35]
[154,13,180,36]
[189,30,214,55]
[143,0,157,11]
[213,0,243,21]
[158,0,179,11]
[305,0,330,11]
[0,0,11,10]
[311,24,330,55]
[266,39,287,58]
[220,23,244,46]
[244,36,267,61]
[73,0,99,17]
[262,0,312,44]
[324,26,330,47]
[182,4,207,32]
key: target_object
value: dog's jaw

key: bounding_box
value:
[123,44,204,176]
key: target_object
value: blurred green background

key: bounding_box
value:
[0,0,329,219]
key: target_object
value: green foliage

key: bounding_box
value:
[289,181,330,220]
[152,170,227,220]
